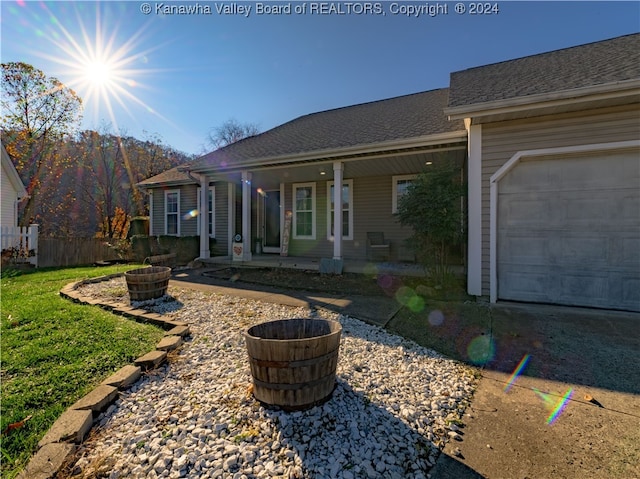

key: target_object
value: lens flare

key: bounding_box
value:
[503,354,531,392]
[428,309,444,326]
[183,209,198,220]
[533,387,573,425]
[467,335,495,365]
[11,2,175,133]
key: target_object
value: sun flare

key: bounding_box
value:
[83,60,115,86]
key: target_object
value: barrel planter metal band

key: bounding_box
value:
[245,318,342,410]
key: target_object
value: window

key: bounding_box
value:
[392,174,418,213]
[165,190,180,235]
[197,186,216,237]
[292,182,316,239]
[326,179,353,240]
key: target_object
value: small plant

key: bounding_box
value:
[104,238,131,260]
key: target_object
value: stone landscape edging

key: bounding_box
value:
[17,273,190,479]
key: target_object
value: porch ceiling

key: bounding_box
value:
[214,146,466,189]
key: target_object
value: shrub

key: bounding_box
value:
[396,160,466,287]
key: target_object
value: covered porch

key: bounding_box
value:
[189,134,467,269]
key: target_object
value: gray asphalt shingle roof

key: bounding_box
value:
[186,88,463,171]
[448,33,640,108]
[138,166,191,187]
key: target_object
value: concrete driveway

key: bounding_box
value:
[431,302,640,479]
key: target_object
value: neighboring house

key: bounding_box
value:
[140,33,640,312]
[1,143,27,229]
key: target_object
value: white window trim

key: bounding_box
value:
[392,174,418,214]
[326,179,353,240]
[197,186,216,237]
[292,182,316,240]
[164,189,180,236]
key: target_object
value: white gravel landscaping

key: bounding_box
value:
[71,278,477,479]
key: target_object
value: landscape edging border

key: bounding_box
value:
[17,273,190,479]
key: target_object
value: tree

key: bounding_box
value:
[207,118,259,149]
[1,62,82,232]
[396,159,466,287]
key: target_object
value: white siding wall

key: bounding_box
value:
[1,159,19,228]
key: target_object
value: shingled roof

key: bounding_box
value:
[186,88,464,172]
[448,33,640,109]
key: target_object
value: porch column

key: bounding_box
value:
[332,161,343,260]
[199,174,210,259]
[241,171,252,261]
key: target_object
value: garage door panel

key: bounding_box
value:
[621,192,640,221]
[622,278,640,309]
[559,274,610,305]
[501,198,551,225]
[499,269,554,301]
[497,148,640,312]
[621,237,640,265]
[560,236,609,264]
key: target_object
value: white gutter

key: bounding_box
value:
[445,79,640,120]
[184,130,468,174]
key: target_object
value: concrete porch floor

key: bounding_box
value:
[197,254,430,277]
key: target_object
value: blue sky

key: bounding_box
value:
[2,1,638,155]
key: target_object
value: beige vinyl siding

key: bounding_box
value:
[1,163,19,227]
[283,176,414,261]
[480,104,640,295]
[150,189,164,236]
[180,185,198,236]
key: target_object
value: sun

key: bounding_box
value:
[83,60,115,87]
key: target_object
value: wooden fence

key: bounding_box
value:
[37,237,124,268]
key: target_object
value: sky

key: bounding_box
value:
[1,1,639,156]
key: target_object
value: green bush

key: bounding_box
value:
[158,235,178,254]
[127,217,149,238]
[131,235,152,262]
[397,160,466,287]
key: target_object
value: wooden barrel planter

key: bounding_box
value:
[124,266,171,302]
[245,318,342,410]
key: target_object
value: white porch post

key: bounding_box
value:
[199,174,210,259]
[241,171,252,261]
[332,161,343,260]
[466,119,482,296]
[227,182,235,256]
[148,191,154,235]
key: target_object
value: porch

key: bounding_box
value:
[197,254,429,277]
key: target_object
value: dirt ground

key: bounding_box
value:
[197,267,640,478]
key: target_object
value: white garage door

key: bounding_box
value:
[498,149,640,312]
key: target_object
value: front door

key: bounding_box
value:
[263,190,281,253]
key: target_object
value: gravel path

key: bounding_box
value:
[70,279,477,479]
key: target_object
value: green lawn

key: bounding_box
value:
[1,265,165,479]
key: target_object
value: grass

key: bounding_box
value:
[0,265,165,479]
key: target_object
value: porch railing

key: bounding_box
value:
[1,224,39,267]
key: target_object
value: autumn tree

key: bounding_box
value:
[1,62,83,234]
[207,118,259,149]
